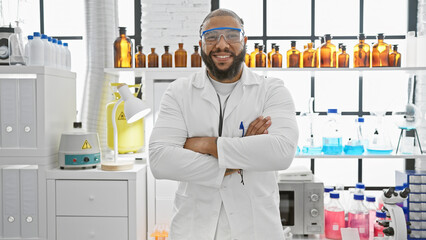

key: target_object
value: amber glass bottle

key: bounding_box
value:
[245,52,250,67]
[287,41,301,68]
[389,44,401,67]
[320,34,337,68]
[353,33,370,68]
[148,48,159,68]
[135,45,146,68]
[191,45,202,67]
[114,27,132,68]
[271,45,283,68]
[255,45,267,67]
[267,43,276,68]
[303,42,317,68]
[338,45,349,68]
[372,33,390,67]
[250,43,259,68]
[161,46,172,68]
[175,43,187,67]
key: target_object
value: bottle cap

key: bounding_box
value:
[324,186,334,193]
[164,45,169,51]
[330,192,340,199]
[356,182,365,189]
[119,27,126,35]
[271,43,276,48]
[291,41,296,47]
[28,35,33,40]
[327,109,338,114]
[393,44,398,50]
[376,211,387,218]
[338,43,343,49]
[52,38,57,43]
[395,185,404,191]
[342,45,346,51]
[320,37,324,44]
[47,36,52,41]
[274,45,279,51]
[137,45,143,51]
[377,33,384,39]
[33,32,41,37]
[324,34,332,40]
[63,43,68,47]
[254,43,259,48]
[58,40,63,45]
[366,196,376,202]
[356,117,364,123]
[354,194,364,200]
[41,34,48,39]
[359,33,366,40]
[73,122,82,128]
[194,45,199,51]
[258,45,263,52]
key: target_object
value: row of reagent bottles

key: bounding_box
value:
[26,32,71,70]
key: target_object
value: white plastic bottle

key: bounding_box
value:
[355,182,365,195]
[365,196,378,240]
[58,40,66,69]
[51,38,58,67]
[63,42,71,70]
[24,35,33,65]
[47,37,55,66]
[41,34,51,67]
[28,32,44,66]
[56,40,63,69]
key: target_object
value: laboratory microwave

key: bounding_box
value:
[278,179,324,235]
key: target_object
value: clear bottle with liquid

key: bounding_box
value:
[63,43,71,70]
[324,186,334,206]
[338,45,349,68]
[175,43,187,67]
[8,21,25,65]
[344,117,365,155]
[348,194,369,240]
[113,27,132,68]
[303,42,317,68]
[372,33,390,67]
[389,44,401,67]
[374,211,386,237]
[271,45,283,68]
[191,45,202,67]
[161,45,172,68]
[322,109,343,155]
[287,41,301,68]
[135,45,146,68]
[267,43,276,68]
[148,48,159,68]
[365,196,378,240]
[366,111,393,154]
[354,33,371,68]
[325,192,345,240]
[250,43,259,68]
[255,45,266,67]
[320,34,337,68]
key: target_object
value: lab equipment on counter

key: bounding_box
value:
[322,109,343,155]
[301,98,322,155]
[348,194,370,240]
[325,192,345,240]
[191,45,202,67]
[107,83,145,154]
[354,33,371,68]
[344,117,365,155]
[366,111,393,154]
[174,43,187,67]
[113,27,132,68]
[59,122,101,169]
[102,84,151,171]
[287,41,301,68]
[148,47,159,67]
[8,21,25,65]
[255,45,266,67]
[381,187,411,240]
[161,45,172,68]
[278,165,313,181]
[272,45,283,68]
[372,33,390,67]
[320,34,337,68]
[0,26,14,65]
[374,211,387,237]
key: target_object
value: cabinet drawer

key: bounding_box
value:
[57,216,128,240]
[56,180,128,216]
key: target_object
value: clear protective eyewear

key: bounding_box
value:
[201,27,245,45]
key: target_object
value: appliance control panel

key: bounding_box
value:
[304,182,324,234]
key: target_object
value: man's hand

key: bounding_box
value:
[245,116,271,136]
[184,137,218,158]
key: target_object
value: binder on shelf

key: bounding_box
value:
[2,165,26,237]
[0,80,19,148]
[20,165,38,238]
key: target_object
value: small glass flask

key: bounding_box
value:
[389,44,401,67]
[303,42,317,68]
[250,43,259,68]
[161,45,172,68]
[372,33,390,67]
[113,27,132,68]
[267,43,276,68]
[320,34,337,68]
[135,45,146,68]
[338,45,349,68]
[175,43,187,67]
[148,48,159,68]
[191,45,202,67]
[287,41,301,68]
[353,33,371,68]
[271,45,282,68]
[255,45,266,67]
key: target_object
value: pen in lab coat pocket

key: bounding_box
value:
[239,121,244,137]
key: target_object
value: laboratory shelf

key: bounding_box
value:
[295,153,426,158]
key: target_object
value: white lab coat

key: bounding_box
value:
[149,65,299,240]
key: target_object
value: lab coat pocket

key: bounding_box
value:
[252,191,284,239]
[170,193,194,239]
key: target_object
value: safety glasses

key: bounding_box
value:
[201,27,245,45]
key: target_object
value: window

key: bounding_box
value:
[218,0,414,188]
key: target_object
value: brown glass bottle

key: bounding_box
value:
[250,43,259,68]
[372,33,390,67]
[353,33,371,68]
[389,44,401,67]
[287,41,301,68]
[303,42,317,68]
[191,45,202,67]
[135,45,146,68]
[267,43,276,68]
[114,27,132,68]
[320,34,337,68]
[338,45,349,68]
[161,45,172,68]
[271,45,283,68]
[148,48,159,68]
[175,43,187,67]
[255,45,267,67]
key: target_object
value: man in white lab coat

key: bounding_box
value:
[149,8,298,240]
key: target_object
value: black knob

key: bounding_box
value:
[84,157,90,162]
[378,220,390,227]
[384,187,395,198]
[407,221,411,226]
[400,188,411,198]
[407,229,412,234]
[383,227,395,236]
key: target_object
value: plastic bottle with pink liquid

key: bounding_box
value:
[325,192,345,239]
[348,194,369,240]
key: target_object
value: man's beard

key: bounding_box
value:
[201,45,246,81]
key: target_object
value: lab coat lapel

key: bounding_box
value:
[192,71,220,115]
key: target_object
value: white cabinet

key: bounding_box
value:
[46,163,147,240]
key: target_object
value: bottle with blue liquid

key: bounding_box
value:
[322,109,343,155]
[344,117,365,155]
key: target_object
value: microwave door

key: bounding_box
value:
[279,183,304,235]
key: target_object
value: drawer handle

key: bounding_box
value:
[89,195,95,201]
[8,216,15,223]
[26,216,33,223]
